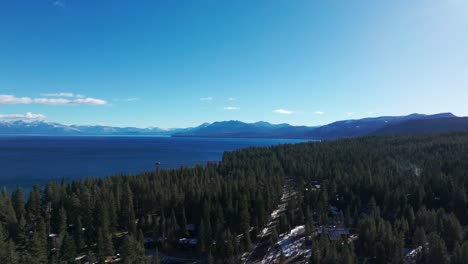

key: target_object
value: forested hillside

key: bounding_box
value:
[373,117,468,135]
[274,132,468,263]
[0,146,285,263]
[1,132,468,263]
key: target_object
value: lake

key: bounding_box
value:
[0,136,306,192]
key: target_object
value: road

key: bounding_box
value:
[244,178,296,264]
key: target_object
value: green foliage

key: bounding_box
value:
[151,251,161,264]
[413,226,426,247]
[2,131,468,262]
[60,233,76,263]
[0,225,19,264]
[74,216,85,251]
[423,232,448,264]
[119,235,146,264]
[29,218,48,264]
[451,241,468,264]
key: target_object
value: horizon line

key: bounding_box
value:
[0,112,458,130]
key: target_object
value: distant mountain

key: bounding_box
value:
[0,120,81,135]
[304,113,456,139]
[172,120,315,138]
[0,112,463,139]
[0,120,183,136]
[173,113,457,139]
[70,125,186,136]
[372,117,468,135]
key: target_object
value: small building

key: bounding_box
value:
[315,227,350,241]
[311,181,321,191]
[178,238,198,246]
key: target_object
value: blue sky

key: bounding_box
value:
[1,0,467,128]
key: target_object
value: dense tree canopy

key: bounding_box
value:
[1,131,468,263]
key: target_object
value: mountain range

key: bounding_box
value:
[0,120,187,136]
[1,112,467,139]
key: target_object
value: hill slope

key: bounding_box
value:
[304,113,456,139]
[0,120,183,136]
[372,117,468,135]
[171,120,315,138]
[173,113,456,140]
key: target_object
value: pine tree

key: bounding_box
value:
[442,213,462,251]
[80,187,95,246]
[309,238,321,264]
[451,242,468,264]
[198,217,207,252]
[340,244,354,264]
[120,235,146,264]
[168,209,179,240]
[424,233,448,264]
[0,190,18,227]
[26,185,42,222]
[87,250,97,264]
[239,196,250,235]
[180,208,188,237]
[97,228,114,262]
[60,233,76,263]
[344,207,351,227]
[224,229,234,258]
[255,192,266,228]
[158,210,166,239]
[305,207,314,237]
[405,206,415,229]
[151,249,161,264]
[74,216,85,251]
[0,225,19,264]
[413,226,426,247]
[29,218,48,264]
[58,206,67,235]
[11,188,26,222]
[270,227,279,246]
[207,250,214,264]
[121,185,137,235]
[13,215,27,251]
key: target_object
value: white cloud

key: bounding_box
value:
[71,98,107,105]
[200,97,213,101]
[34,98,71,105]
[228,97,236,101]
[0,94,107,105]
[224,106,240,110]
[41,92,75,97]
[273,109,293,115]
[346,112,354,116]
[0,95,32,104]
[0,112,46,120]
[367,111,374,115]
[314,111,324,115]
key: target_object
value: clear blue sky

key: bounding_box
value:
[1,0,467,128]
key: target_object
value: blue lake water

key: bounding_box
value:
[0,136,305,191]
